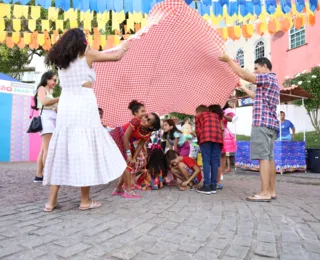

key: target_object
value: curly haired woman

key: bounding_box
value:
[42,28,129,212]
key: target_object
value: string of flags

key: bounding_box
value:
[0,2,319,50]
[0,0,318,14]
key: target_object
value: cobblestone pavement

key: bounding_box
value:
[0,162,320,260]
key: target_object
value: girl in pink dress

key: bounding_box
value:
[217,101,237,189]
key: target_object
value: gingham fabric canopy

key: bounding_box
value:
[93,0,239,127]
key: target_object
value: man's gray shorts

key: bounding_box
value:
[250,126,277,161]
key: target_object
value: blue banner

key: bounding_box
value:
[265,0,277,14]
[133,0,142,12]
[295,0,306,12]
[280,0,292,13]
[309,0,319,11]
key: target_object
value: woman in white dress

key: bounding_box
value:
[32,71,59,183]
[43,28,128,212]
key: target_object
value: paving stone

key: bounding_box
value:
[0,245,24,258]
[162,251,193,260]
[178,240,204,253]
[112,246,143,260]
[20,234,59,249]
[232,235,252,247]
[225,245,249,259]
[257,231,276,243]
[55,243,92,258]
[281,231,301,243]
[281,242,306,255]
[255,242,277,258]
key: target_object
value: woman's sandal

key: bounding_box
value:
[112,188,124,196]
[122,190,141,199]
[79,200,102,211]
[43,203,58,212]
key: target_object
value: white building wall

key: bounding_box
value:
[20,55,47,87]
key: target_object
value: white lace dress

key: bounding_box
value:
[43,57,126,186]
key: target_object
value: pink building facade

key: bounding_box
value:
[271,12,320,88]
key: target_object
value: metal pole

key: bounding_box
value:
[302,98,306,142]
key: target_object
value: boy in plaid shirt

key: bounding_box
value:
[195,105,223,194]
[219,55,280,202]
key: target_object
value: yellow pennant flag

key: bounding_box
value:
[260,21,267,34]
[64,9,78,21]
[126,18,134,31]
[55,20,64,31]
[114,35,120,46]
[141,18,147,28]
[97,11,110,22]
[37,33,45,46]
[42,20,50,32]
[83,10,94,22]
[275,19,280,32]
[13,5,23,18]
[83,19,91,30]
[211,15,221,26]
[117,11,125,23]
[100,35,106,48]
[28,19,36,32]
[0,31,6,43]
[133,12,143,23]
[31,6,41,20]
[98,20,106,31]
[12,32,20,44]
[70,20,78,29]
[0,4,11,18]
[234,26,242,39]
[24,32,31,44]
[21,6,29,18]
[0,19,5,31]
[13,19,21,32]
[48,7,59,21]
[225,15,233,26]
[112,15,120,32]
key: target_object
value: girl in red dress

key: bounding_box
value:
[110,109,161,198]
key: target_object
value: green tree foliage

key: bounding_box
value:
[283,66,320,134]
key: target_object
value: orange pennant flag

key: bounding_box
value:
[105,35,115,49]
[294,16,303,29]
[134,23,141,32]
[17,37,25,49]
[42,31,51,50]
[268,19,276,34]
[308,13,316,26]
[6,36,14,48]
[227,27,235,41]
[29,31,39,49]
[92,27,100,51]
[280,17,290,32]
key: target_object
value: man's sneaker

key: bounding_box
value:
[196,185,211,195]
[211,184,217,194]
[34,176,43,183]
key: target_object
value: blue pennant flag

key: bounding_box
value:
[142,0,152,14]
[227,1,238,16]
[280,0,292,13]
[185,0,193,5]
[13,0,30,4]
[252,0,262,15]
[295,0,305,12]
[265,0,277,14]
[309,0,318,12]
[79,0,90,12]
[203,0,212,5]
[55,0,62,8]
[73,0,81,9]
[115,0,124,12]
[97,0,107,13]
[200,3,211,15]
[36,0,52,9]
[125,0,134,13]
[106,0,113,11]
[133,0,142,12]
[212,1,223,16]
[60,0,71,11]
[89,0,98,12]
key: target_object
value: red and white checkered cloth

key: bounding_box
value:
[93,0,239,127]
